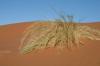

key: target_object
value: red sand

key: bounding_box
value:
[0,22,100,66]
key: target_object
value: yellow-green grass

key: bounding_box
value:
[20,21,100,54]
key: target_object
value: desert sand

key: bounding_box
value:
[0,21,100,66]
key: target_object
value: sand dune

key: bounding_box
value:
[0,22,100,66]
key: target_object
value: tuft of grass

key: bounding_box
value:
[20,16,100,54]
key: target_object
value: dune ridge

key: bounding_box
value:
[0,21,100,66]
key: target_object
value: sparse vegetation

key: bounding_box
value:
[20,15,100,54]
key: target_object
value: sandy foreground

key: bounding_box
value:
[0,22,100,66]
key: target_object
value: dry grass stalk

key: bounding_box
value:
[20,18,100,54]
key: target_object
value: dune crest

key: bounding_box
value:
[20,21,100,54]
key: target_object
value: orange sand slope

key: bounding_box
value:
[0,22,100,66]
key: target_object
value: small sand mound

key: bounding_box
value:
[20,19,100,54]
